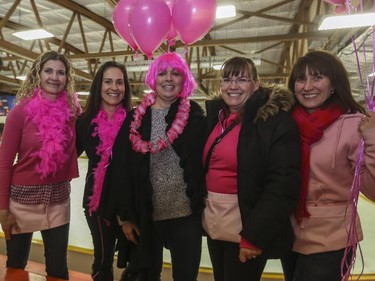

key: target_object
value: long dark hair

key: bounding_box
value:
[288,50,364,114]
[82,61,132,120]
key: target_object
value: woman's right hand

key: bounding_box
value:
[359,111,375,133]
[121,221,141,245]
[0,210,20,239]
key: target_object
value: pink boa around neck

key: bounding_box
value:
[88,106,126,215]
[24,88,74,179]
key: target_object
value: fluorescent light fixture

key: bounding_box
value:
[143,89,153,94]
[319,13,375,30]
[212,58,261,70]
[13,29,54,40]
[216,5,236,19]
[77,91,90,96]
[369,72,375,77]
[16,75,26,80]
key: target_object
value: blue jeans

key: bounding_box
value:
[85,210,120,281]
[207,237,267,281]
[6,223,70,280]
[281,248,353,281]
[149,214,202,281]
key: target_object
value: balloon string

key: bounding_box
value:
[341,140,365,281]
[341,1,375,280]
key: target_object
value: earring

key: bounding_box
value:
[330,89,335,95]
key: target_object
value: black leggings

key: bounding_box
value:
[6,223,70,280]
[207,236,267,281]
[85,210,120,281]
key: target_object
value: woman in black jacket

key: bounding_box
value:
[76,61,132,281]
[107,52,206,281]
[202,57,301,281]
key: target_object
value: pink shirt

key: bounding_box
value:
[203,113,260,250]
[203,113,240,194]
[0,102,79,209]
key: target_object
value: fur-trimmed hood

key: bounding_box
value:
[252,83,294,122]
[205,83,295,126]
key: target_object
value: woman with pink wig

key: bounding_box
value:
[105,52,206,281]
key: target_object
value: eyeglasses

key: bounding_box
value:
[221,77,252,86]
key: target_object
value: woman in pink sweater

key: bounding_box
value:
[282,50,375,281]
[0,51,81,279]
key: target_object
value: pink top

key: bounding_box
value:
[203,113,240,194]
[203,112,259,250]
[0,102,79,209]
[292,113,375,254]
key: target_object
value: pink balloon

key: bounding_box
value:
[112,0,139,51]
[323,0,345,5]
[165,0,177,43]
[129,0,171,59]
[172,0,216,45]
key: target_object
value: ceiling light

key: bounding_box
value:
[16,75,26,81]
[13,29,54,40]
[77,91,90,96]
[143,89,153,94]
[212,57,261,70]
[216,5,236,19]
[369,72,375,77]
[319,13,375,30]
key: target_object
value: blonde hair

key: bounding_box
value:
[16,51,77,114]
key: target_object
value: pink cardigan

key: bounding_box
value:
[0,102,79,209]
[291,113,375,254]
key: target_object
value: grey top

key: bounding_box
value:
[149,107,192,221]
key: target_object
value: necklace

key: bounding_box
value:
[129,92,190,154]
[24,88,74,179]
[88,106,126,214]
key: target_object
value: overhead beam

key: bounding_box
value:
[0,38,92,80]
[0,74,21,86]
[47,0,115,32]
[66,30,333,60]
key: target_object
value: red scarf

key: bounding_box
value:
[292,105,344,223]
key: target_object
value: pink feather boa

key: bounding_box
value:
[88,106,126,215]
[24,88,75,179]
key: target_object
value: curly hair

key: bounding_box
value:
[145,52,197,98]
[16,51,77,114]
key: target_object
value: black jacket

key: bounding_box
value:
[104,99,206,278]
[205,85,301,258]
[76,115,101,210]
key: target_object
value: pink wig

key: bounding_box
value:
[145,52,197,98]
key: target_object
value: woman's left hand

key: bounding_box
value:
[359,111,375,133]
[239,247,262,263]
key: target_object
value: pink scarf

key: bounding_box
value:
[88,106,126,214]
[292,104,344,223]
[24,88,74,179]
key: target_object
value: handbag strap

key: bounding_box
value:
[205,121,237,173]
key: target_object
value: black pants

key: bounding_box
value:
[281,248,353,281]
[6,223,70,280]
[85,210,120,281]
[149,214,202,281]
[207,236,267,281]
